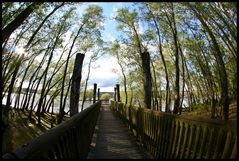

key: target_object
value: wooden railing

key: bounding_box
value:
[110,101,237,159]
[2,101,101,159]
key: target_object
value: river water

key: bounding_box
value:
[2,93,93,114]
[2,93,189,113]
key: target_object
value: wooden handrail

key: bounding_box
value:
[2,101,101,159]
[110,101,237,159]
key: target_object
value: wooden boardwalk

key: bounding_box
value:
[87,103,150,159]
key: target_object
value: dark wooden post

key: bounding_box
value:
[116,84,121,102]
[70,53,84,117]
[93,83,97,103]
[114,87,117,101]
[97,88,100,101]
[141,52,152,109]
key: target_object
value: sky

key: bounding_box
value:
[79,2,134,92]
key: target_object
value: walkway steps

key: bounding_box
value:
[87,103,150,159]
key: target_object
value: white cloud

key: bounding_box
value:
[106,33,116,42]
[89,55,120,80]
[88,2,100,5]
[99,86,116,92]
[81,55,121,92]
[62,31,72,47]
[147,44,157,53]
[110,3,123,19]
[138,22,144,34]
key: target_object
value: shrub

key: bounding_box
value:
[100,93,111,101]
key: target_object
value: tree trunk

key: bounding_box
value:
[70,53,85,117]
[178,41,185,115]
[36,23,64,125]
[115,51,128,105]
[62,78,72,114]
[14,56,36,109]
[22,46,50,110]
[6,55,24,109]
[164,3,180,114]
[172,31,180,114]
[81,59,92,110]
[151,59,159,110]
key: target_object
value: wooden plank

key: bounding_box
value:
[179,123,189,159]
[108,101,237,159]
[159,116,167,158]
[175,121,184,158]
[116,84,121,102]
[171,120,179,158]
[70,53,84,116]
[154,114,161,158]
[191,126,201,159]
[184,124,195,158]
[156,116,163,158]
[151,113,157,158]
[212,129,224,159]
[205,128,215,159]
[162,116,171,158]
[88,104,150,159]
[221,131,232,159]
[93,83,97,103]
[162,117,171,158]
[166,117,175,158]
[230,135,237,159]
[197,126,208,159]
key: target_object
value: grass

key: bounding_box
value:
[1,108,69,156]
[181,101,237,120]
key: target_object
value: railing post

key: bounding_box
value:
[114,87,117,101]
[141,51,152,109]
[97,88,100,101]
[116,84,121,102]
[70,53,84,117]
[93,83,97,103]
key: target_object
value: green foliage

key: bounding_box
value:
[80,89,93,100]
[100,93,111,101]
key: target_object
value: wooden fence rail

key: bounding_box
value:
[2,101,101,159]
[110,101,237,159]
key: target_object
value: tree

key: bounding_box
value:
[142,3,171,112]
[81,50,102,110]
[185,2,230,120]
[2,2,42,42]
[107,40,128,105]
[25,2,65,48]
[35,14,69,125]
[58,5,104,123]
[100,93,111,101]
[5,55,24,109]
[114,8,152,109]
